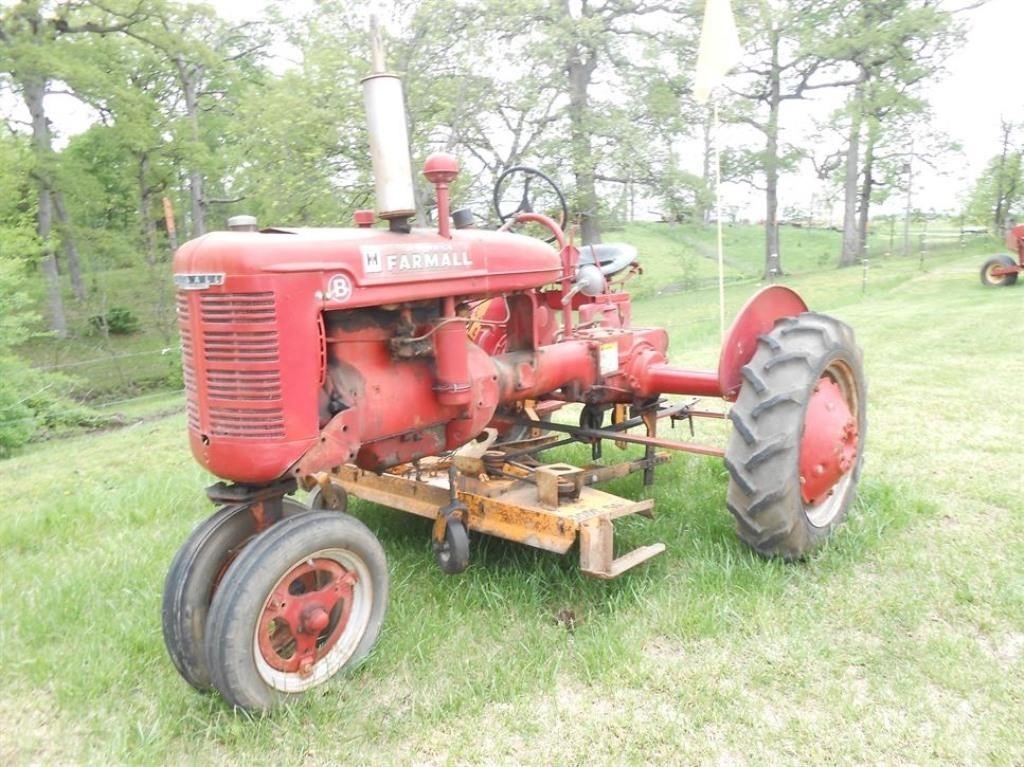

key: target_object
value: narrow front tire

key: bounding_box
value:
[204,511,388,712]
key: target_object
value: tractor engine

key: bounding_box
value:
[174,213,694,483]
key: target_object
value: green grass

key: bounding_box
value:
[2,238,1022,765]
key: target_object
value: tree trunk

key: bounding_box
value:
[903,139,913,257]
[993,120,1013,232]
[839,94,863,268]
[38,188,67,338]
[52,191,86,299]
[21,76,67,338]
[138,153,160,267]
[176,56,207,238]
[566,32,601,245]
[857,115,879,253]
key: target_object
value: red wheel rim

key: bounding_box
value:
[799,373,859,508]
[257,558,358,677]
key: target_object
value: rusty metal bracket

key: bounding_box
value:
[432,499,468,546]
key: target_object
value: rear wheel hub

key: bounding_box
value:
[799,376,858,506]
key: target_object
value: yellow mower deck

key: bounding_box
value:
[310,446,670,579]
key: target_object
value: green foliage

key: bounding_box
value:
[0,180,112,453]
[0,361,115,455]
[0,237,38,348]
[88,306,140,335]
[0,357,36,456]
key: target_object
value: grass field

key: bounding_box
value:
[2,237,1022,764]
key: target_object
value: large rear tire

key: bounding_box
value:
[204,511,388,712]
[724,313,866,560]
[162,498,306,691]
[980,254,1019,287]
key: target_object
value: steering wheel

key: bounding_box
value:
[492,165,568,243]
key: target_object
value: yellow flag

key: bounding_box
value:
[693,0,743,104]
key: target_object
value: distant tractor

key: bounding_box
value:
[980,224,1024,287]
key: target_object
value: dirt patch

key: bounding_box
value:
[0,688,81,766]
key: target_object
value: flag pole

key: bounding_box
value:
[691,0,741,345]
[714,100,725,344]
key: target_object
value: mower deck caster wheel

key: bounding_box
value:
[433,517,470,575]
[162,498,306,691]
[204,510,388,712]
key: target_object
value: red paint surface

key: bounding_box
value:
[257,559,357,675]
[799,377,859,505]
[718,286,808,401]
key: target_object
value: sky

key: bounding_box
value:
[15,0,1024,220]
[917,0,1021,209]
[206,0,1024,218]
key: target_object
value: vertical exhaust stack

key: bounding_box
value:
[361,18,416,228]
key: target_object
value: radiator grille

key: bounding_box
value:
[177,294,200,431]
[208,407,286,439]
[203,330,280,364]
[205,369,283,399]
[178,290,286,440]
[200,292,276,323]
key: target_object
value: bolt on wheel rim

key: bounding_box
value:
[252,548,373,693]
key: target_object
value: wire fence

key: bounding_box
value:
[34,346,181,372]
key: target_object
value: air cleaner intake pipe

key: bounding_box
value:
[361,19,416,222]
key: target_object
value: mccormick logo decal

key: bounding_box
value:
[361,244,472,274]
[174,273,225,290]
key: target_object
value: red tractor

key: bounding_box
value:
[164,53,866,712]
[980,224,1024,287]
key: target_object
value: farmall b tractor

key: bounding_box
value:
[980,224,1024,287]
[165,46,866,712]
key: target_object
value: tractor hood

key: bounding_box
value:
[173,226,564,308]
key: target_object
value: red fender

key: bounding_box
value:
[717,286,808,401]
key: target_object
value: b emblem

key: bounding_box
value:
[326,274,353,302]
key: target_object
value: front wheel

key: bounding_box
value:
[204,511,388,711]
[162,497,307,691]
[980,254,1019,287]
[724,313,866,560]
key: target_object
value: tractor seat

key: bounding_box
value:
[578,243,638,277]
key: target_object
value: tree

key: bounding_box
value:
[826,0,959,267]
[121,2,269,238]
[0,0,147,336]
[728,0,857,277]
[967,120,1023,232]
